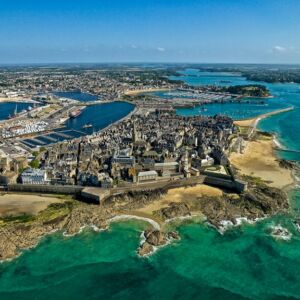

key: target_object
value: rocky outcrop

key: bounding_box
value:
[144,229,167,246]
[107,189,166,211]
[0,177,290,261]
[155,202,191,220]
[138,229,180,256]
[0,203,111,261]
[278,159,299,171]
[138,242,154,256]
[195,183,288,229]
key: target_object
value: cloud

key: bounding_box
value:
[157,47,166,52]
[273,45,287,52]
[131,44,137,49]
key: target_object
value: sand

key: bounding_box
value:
[230,139,294,189]
[234,118,256,127]
[136,184,223,216]
[0,193,64,217]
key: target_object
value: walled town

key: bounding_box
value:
[0,66,249,197]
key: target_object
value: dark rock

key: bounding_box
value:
[156,202,191,220]
[144,229,167,246]
[167,231,180,240]
[138,242,153,256]
[277,159,299,170]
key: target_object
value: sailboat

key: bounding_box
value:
[9,104,18,119]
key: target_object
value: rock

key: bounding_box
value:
[270,225,291,240]
[167,231,180,240]
[144,230,167,246]
[157,202,191,220]
[277,159,299,170]
[138,230,181,257]
[293,220,300,231]
[138,242,154,256]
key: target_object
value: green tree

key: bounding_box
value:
[29,159,39,169]
[32,151,39,157]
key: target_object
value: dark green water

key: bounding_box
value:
[1,70,300,299]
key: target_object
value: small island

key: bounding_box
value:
[212,84,271,98]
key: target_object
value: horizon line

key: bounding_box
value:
[1,61,300,67]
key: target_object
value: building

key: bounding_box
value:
[112,149,136,166]
[21,168,48,185]
[137,170,158,182]
[98,173,114,188]
[154,162,179,177]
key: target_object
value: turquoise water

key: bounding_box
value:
[1,70,300,299]
[1,215,300,300]
[177,100,289,121]
[173,69,300,159]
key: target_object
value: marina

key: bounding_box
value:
[11,100,135,148]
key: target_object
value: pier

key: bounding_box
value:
[39,135,58,142]
[53,131,73,139]
[247,106,294,139]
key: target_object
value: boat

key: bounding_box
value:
[82,123,93,129]
[69,109,82,118]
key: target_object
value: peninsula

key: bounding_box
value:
[0,65,297,260]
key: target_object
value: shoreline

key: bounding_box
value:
[0,177,290,261]
[232,106,297,190]
[233,105,294,127]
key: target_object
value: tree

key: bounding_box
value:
[29,159,39,169]
[32,151,39,157]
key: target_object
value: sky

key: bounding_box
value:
[0,0,300,64]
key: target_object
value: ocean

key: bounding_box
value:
[1,70,300,300]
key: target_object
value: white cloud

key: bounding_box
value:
[273,45,287,52]
[157,47,166,52]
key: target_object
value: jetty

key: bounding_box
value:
[247,106,294,139]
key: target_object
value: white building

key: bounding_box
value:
[137,170,158,183]
[21,168,48,185]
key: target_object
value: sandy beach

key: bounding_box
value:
[0,193,64,217]
[136,184,223,216]
[234,118,256,127]
[232,107,296,189]
[230,137,294,189]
